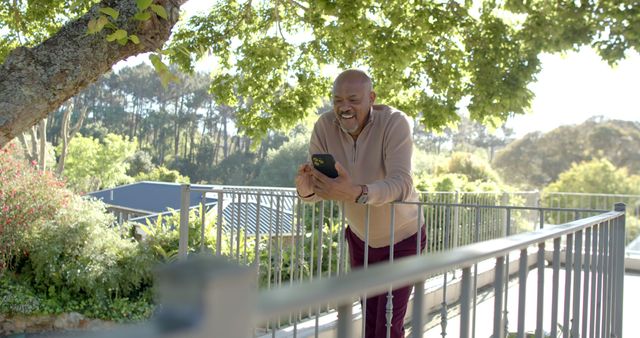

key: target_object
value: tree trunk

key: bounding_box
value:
[0,0,187,147]
[38,119,46,171]
[57,101,87,175]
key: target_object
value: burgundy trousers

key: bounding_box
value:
[345,226,427,338]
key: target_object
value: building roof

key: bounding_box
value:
[88,181,217,213]
[91,182,296,235]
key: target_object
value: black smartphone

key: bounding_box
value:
[311,153,339,178]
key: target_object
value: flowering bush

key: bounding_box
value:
[0,143,71,271]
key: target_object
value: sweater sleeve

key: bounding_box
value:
[297,119,325,203]
[366,113,415,206]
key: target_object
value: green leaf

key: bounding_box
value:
[106,29,127,42]
[117,37,128,46]
[134,11,151,21]
[87,18,97,34]
[136,0,153,11]
[150,4,168,20]
[96,15,109,32]
[129,35,140,44]
[99,7,119,20]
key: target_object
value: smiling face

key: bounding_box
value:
[332,70,376,137]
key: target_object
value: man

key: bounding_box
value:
[295,69,425,338]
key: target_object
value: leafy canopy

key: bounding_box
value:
[167,0,639,138]
[1,0,638,139]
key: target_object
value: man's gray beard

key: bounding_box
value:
[338,120,359,134]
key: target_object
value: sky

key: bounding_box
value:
[116,1,640,138]
[505,49,640,137]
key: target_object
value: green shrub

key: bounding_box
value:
[0,143,71,271]
[25,197,153,298]
[435,151,502,183]
[135,166,190,184]
[0,273,153,321]
[16,196,156,320]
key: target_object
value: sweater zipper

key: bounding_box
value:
[353,142,357,163]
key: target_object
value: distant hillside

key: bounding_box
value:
[493,117,640,188]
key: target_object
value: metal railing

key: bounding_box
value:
[542,192,640,245]
[133,203,625,338]
[166,185,613,337]
[250,204,625,338]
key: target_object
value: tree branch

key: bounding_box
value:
[0,0,185,146]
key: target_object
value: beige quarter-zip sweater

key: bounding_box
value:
[302,104,420,248]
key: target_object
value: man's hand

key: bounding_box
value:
[295,163,314,197]
[310,161,361,202]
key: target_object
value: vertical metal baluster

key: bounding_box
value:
[315,201,324,337]
[293,197,300,336]
[298,202,306,323]
[417,204,423,255]
[178,184,190,260]
[571,230,583,337]
[493,256,505,338]
[503,208,511,335]
[243,193,249,264]
[452,191,459,248]
[337,302,353,338]
[236,193,242,261]
[276,196,283,330]
[460,266,472,338]
[254,193,262,280]
[588,224,598,338]
[411,204,424,337]
[385,205,396,338]
[327,200,334,312]
[216,191,223,256]
[267,195,274,288]
[309,201,315,319]
[535,242,545,338]
[200,192,206,253]
[550,237,560,338]
[362,205,370,338]
[604,220,613,337]
[595,223,604,338]
[328,200,334,277]
[339,201,346,275]
[229,193,235,259]
[288,196,295,326]
[441,205,451,338]
[614,203,626,337]
[562,233,574,337]
[412,277,425,338]
[581,227,592,337]
[472,207,480,338]
[516,248,527,338]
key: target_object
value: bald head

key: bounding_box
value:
[332,69,376,137]
[333,69,373,94]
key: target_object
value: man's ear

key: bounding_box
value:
[370,91,376,103]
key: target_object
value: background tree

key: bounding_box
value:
[493,118,640,188]
[60,133,136,192]
[252,135,309,187]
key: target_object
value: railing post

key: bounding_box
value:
[216,191,223,256]
[453,191,460,248]
[460,266,472,338]
[493,256,505,338]
[179,183,191,260]
[154,255,256,338]
[613,203,626,337]
[501,192,509,236]
[337,302,353,338]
